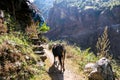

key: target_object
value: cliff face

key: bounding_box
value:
[46,3,120,59]
[33,0,55,20]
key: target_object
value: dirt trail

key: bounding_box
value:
[44,48,85,80]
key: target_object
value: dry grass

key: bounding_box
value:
[30,41,120,80]
[30,57,52,80]
[0,18,7,34]
[0,34,42,80]
[25,22,38,39]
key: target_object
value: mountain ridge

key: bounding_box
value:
[45,1,120,59]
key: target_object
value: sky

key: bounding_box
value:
[29,0,35,3]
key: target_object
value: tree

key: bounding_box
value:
[96,27,110,58]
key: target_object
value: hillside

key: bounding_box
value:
[0,0,120,80]
[45,0,120,59]
[32,42,120,80]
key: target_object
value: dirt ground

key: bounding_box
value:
[44,49,86,80]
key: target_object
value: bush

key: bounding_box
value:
[96,27,110,58]
[0,33,41,80]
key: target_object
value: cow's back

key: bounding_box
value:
[52,44,64,57]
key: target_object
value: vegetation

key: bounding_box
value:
[112,60,120,79]
[0,33,119,79]
[0,10,49,79]
[25,22,39,39]
[96,27,110,58]
[65,44,98,71]
[47,29,120,79]
[95,27,120,78]
[48,40,98,70]
[4,13,22,32]
[65,40,120,79]
[0,33,42,80]
[0,0,32,30]
[38,22,50,33]
[55,0,120,10]
[0,0,120,80]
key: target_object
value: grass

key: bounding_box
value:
[111,60,120,79]
[0,34,119,80]
[65,44,98,71]
[30,56,52,80]
[66,42,120,79]
[48,41,120,79]
[0,33,44,79]
[48,41,98,71]
[14,39,119,80]
[0,33,38,60]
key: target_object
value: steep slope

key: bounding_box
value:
[45,1,120,59]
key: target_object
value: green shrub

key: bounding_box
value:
[77,48,98,70]
[111,60,120,79]
[38,22,50,33]
[0,33,42,80]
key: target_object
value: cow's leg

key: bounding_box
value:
[58,56,62,72]
[62,52,65,72]
[54,56,57,67]
[54,56,58,68]
[62,56,65,72]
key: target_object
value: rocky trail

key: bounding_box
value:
[37,44,118,80]
[44,48,86,80]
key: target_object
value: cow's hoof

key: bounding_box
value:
[63,68,65,72]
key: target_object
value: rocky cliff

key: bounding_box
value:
[45,1,120,59]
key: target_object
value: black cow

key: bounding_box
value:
[52,44,66,72]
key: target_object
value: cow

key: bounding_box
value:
[52,44,66,72]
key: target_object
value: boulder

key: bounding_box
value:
[84,63,97,73]
[84,57,115,80]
